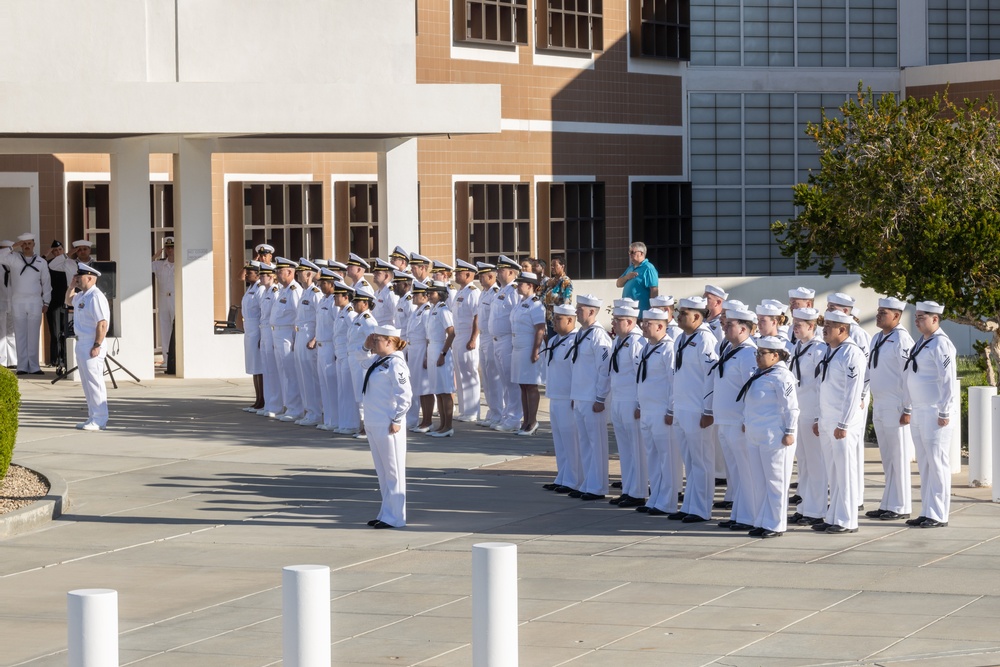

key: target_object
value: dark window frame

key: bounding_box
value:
[631,181,693,277]
[454,0,529,46]
[456,181,532,266]
[537,0,604,53]
[629,0,690,60]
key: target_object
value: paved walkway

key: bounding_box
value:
[2,374,1000,666]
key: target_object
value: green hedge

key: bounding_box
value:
[0,367,19,480]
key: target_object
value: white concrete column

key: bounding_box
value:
[109,138,155,380]
[172,139,215,378]
[969,386,996,487]
[993,396,1000,503]
[282,565,331,667]
[951,377,962,474]
[377,138,420,256]
[67,588,118,667]
[899,0,928,69]
[472,542,518,667]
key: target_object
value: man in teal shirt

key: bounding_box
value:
[616,242,659,312]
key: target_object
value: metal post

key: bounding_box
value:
[968,386,996,486]
[282,565,331,667]
[67,589,118,667]
[472,542,518,667]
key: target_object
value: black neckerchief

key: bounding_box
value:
[869,329,897,369]
[19,254,39,275]
[709,342,749,378]
[545,334,570,365]
[675,331,699,370]
[790,340,816,383]
[636,340,664,382]
[610,330,638,373]
[904,336,934,373]
[361,356,391,395]
[737,367,776,402]
[565,325,595,362]
[815,344,845,381]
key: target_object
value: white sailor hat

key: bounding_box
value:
[553,304,576,317]
[642,309,670,321]
[353,284,376,300]
[704,284,728,299]
[317,268,338,281]
[788,286,816,299]
[726,308,757,323]
[762,299,788,312]
[827,292,856,307]
[476,261,496,274]
[613,298,640,309]
[721,299,748,312]
[649,295,675,307]
[409,252,431,265]
[373,324,402,338]
[373,258,394,272]
[878,297,907,311]
[297,258,320,272]
[576,294,602,308]
[0,240,12,247]
[612,306,640,318]
[496,255,520,270]
[163,236,174,247]
[77,262,101,277]
[72,239,93,248]
[17,232,36,242]
[678,296,708,310]
[516,271,539,285]
[824,310,854,325]
[915,300,945,314]
[757,336,786,351]
[411,279,430,293]
[792,307,820,321]
[274,256,298,269]
[327,259,348,271]
[347,253,370,270]
[257,262,276,275]
[255,243,275,254]
[756,303,784,318]
[392,269,413,282]
[333,281,354,294]
[455,259,478,272]
[390,246,410,261]
[432,260,454,273]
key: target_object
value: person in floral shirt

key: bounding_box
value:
[541,255,573,338]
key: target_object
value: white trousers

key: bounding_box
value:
[748,437,796,532]
[641,406,680,513]
[550,398,582,491]
[574,401,609,495]
[0,304,15,367]
[857,394,871,505]
[336,354,360,430]
[259,329,283,413]
[454,328,481,420]
[717,423,756,526]
[819,419,860,530]
[157,295,175,364]
[674,409,715,520]
[272,326,303,417]
[873,402,913,514]
[796,405,827,520]
[367,419,407,527]
[76,342,108,427]
[611,400,646,499]
[480,337,503,423]
[11,299,42,373]
[911,407,952,522]
[317,342,339,428]
[493,335,522,428]
[714,429,731,501]
[294,329,322,422]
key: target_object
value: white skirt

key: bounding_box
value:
[511,344,543,385]
[428,349,456,394]
[408,341,432,397]
[244,328,263,375]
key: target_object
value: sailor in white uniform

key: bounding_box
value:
[70,263,110,430]
[489,255,523,431]
[270,257,304,421]
[406,280,435,432]
[544,304,582,494]
[510,272,546,435]
[649,294,682,345]
[476,262,503,428]
[786,286,816,344]
[255,263,284,418]
[371,258,399,327]
[703,284,728,343]
[240,260,265,411]
[389,246,410,272]
[425,280,456,437]
[292,259,323,426]
[453,259,482,422]
[332,282,360,434]
[348,284,379,438]
[0,233,52,374]
[786,308,828,526]
[607,305,646,507]
[313,268,341,431]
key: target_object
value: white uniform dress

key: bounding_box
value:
[510,295,545,385]
[742,361,800,532]
[637,335,680,513]
[816,339,867,531]
[258,284,283,414]
[608,326,646,500]
[361,351,413,527]
[903,329,957,524]
[478,283,503,424]
[372,284,399,330]
[545,329,581,491]
[405,301,432,399]
[426,302,456,394]
[0,264,15,367]
[868,325,915,516]
[294,283,324,424]
[787,336,828,521]
[242,281,264,375]
[270,280,303,418]
[71,284,111,428]
[315,293,340,429]
[332,304,360,431]
[0,249,52,373]
[151,257,175,363]
[568,322,613,496]
[669,324,719,520]
[453,283,482,420]
[489,282,522,429]
[349,311,378,407]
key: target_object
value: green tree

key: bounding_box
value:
[772,85,1000,384]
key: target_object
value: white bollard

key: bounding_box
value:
[67,589,118,667]
[993,396,1000,502]
[282,565,331,667]
[951,378,962,474]
[472,542,518,667]
[969,386,996,486]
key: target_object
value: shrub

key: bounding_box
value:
[0,367,19,480]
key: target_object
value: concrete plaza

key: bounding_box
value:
[2,374,1000,666]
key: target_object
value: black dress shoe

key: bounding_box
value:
[879,511,910,521]
[580,493,605,501]
[715,478,727,486]
[682,514,708,523]
[729,522,753,531]
[542,483,559,491]
[15,371,26,375]
[367,519,380,526]
[609,495,626,505]
[905,515,928,526]
[372,521,394,529]
[811,522,832,532]
[789,482,798,489]
[865,508,888,518]
[30,370,44,375]
[760,529,782,538]
[611,481,623,489]
[555,486,573,494]
[647,508,668,516]
[798,516,823,526]
[712,500,733,510]
[919,518,948,528]
[717,519,735,528]
[788,494,802,505]
[635,505,651,513]
[568,490,583,498]
[826,525,858,534]
[618,496,646,508]
[667,511,688,520]
[747,527,765,537]
[788,512,804,523]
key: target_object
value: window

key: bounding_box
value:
[537,0,604,52]
[929,0,1000,65]
[631,182,692,277]
[455,182,531,266]
[455,0,528,45]
[346,182,379,264]
[630,0,690,60]
[542,182,606,279]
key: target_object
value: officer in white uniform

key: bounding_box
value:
[345,253,373,292]
[431,260,457,309]
[786,308,828,526]
[389,246,410,272]
[332,282,360,434]
[489,255,523,431]
[392,270,415,332]
[371,258,398,326]
[0,233,52,374]
[667,296,719,523]
[151,236,176,367]
[292,258,324,426]
[544,304,582,494]
[476,262,503,428]
[568,294,613,500]
[703,284,728,342]
[0,239,15,368]
[408,252,431,284]
[269,257,304,421]
[405,280,434,432]
[349,284,379,438]
[71,263,110,430]
[255,263,284,418]
[903,300,957,528]
[867,297,915,521]
[607,305,646,507]
[361,324,413,529]
[241,260,265,411]
[313,268,340,431]
[812,310,866,534]
[453,259,482,422]
[426,280,456,437]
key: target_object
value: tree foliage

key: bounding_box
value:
[772,85,1000,383]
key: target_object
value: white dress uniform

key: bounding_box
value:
[490,282,522,429]
[869,324,915,516]
[741,360,800,533]
[270,280,304,419]
[151,257,175,363]
[361,351,413,527]
[850,321,873,508]
[394,293,415,331]
[333,303,360,432]
[258,284,283,415]
[242,280,265,375]
[608,323,646,501]
[787,335,828,522]
[636,332,680,514]
[568,321,613,496]
[315,292,340,430]
[706,315,724,342]
[426,301,456,394]
[71,281,111,428]
[816,338,867,531]
[669,323,719,520]
[545,328,581,491]
[903,327,957,524]
[708,338,759,526]
[0,248,52,373]
[349,311,378,407]
[453,282,482,420]
[510,295,545,385]
[405,300,432,400]
[372,283,399,330]
[478,282,503,425]
[0,259,15,367]
[294,283,324,424]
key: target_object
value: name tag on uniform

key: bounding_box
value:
[457,297,464,302]
[279,298,287,304]
[302,299,310,305]
[498,294,505,300]
[521,303,529,309]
